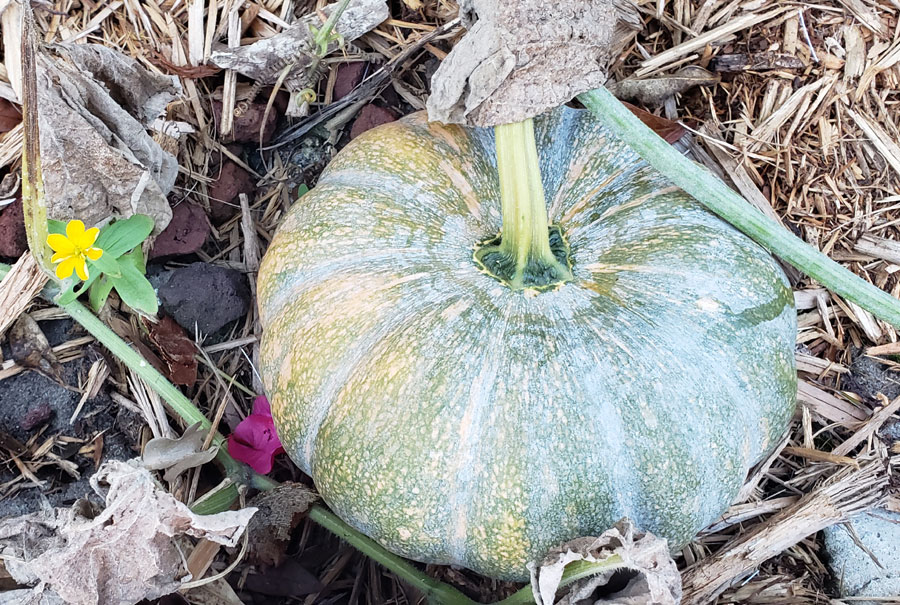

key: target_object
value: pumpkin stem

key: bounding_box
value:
[474,119,573,292]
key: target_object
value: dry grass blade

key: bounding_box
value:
[681,458,888,604]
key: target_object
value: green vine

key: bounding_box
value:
[578,87,900,328]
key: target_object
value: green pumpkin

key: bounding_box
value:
[257,106,796,581]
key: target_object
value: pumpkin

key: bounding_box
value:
[257,105,797,581]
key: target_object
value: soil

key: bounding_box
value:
[0,319,140,518]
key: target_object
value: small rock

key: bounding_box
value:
[21,402,53,431]
[334,62,366,100]
[844,350,900,403]
[208,160,255,224]
[149,203,209,259]
[157,262,250,335]
[0,197,27,258]
[212,100,278,144]
[824,510,900,602]
[350,104,397,140]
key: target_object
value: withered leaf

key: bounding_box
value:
[34,44,180,234]
[608,65,719,106]
[142,423,219,484]
[145,315,198,387]
[148,51,222,79]
[623,102,686,144]
[0,98,20,134]
[247,482,318,567]
[8,314,65,386]
[427,0,641,126]
[0,460,256,605]
[529,519,681,605]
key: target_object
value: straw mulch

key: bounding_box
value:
[0,0,898,604]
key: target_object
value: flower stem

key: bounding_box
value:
[59,296,279,488]
[578,86,900,328]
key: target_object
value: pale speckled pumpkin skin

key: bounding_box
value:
[257,106,797,581]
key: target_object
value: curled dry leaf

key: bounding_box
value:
[0,98,20,134]
[607,65,719,106]
[426,0,640,127]
[529,519,681,605]
[246,482,318,566]
[34,44,180,234]
[142,422,219,484]
[622,102,686,144]
[8,313,65,385]
[0,460,256,605]
[145,315,199,387]
[209,0,388,92]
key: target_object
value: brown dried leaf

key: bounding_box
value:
[608,66,719,106]
[247,482,318,567]
[146,315,199,387]
[622,102,685,144]
[529,519,681,605]
[8,313,65,385]
[148,51,222,79]
[142,423,219,484]
[0,460,256,605]
[0,98,20,134]
[427,0,640,127]
[36,44,180,233]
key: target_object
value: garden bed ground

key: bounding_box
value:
[0,0,898,603]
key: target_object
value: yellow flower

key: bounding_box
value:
[47,220,103,281]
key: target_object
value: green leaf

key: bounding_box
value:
[47,219,67,235]
[108,248,157,314]
[88,275,114,311]
[95,215,154,259]
[88,253,122,279]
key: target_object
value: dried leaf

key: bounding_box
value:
[8,313,65,385]
[0,98,20,134]
[608,66,719,106]
[148,51,222,79]
[143,423,219,484]
[427,0,640,127]
[209,0,389,92]
[145,315,199,387]
[36,44,180,234]
[529,519,681,605]
[246,482,318,566]
[622,102,685,143]
[0,460,256,605]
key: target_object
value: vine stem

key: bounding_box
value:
[578,87,900,328]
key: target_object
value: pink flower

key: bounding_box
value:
[227,396,285,474]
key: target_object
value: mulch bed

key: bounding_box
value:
[0,0,898,603]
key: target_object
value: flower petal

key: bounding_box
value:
[51,251,73,264]
[47,233,76,255]
[65,219,86,242]
[74,257,89,281]
[74,226,100,250]
[55,256,77,279]
[84,247,103,261]
[228,438,280,474]
[251,396,272,417]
